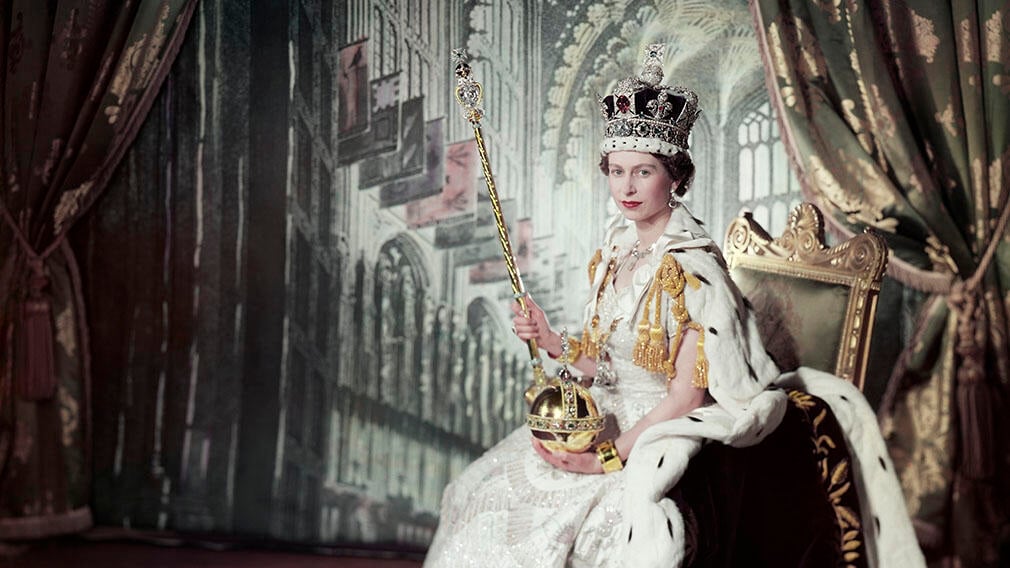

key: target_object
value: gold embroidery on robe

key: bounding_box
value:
[580,256,617,360]
[587,248,602,284]
[787,389,863,564]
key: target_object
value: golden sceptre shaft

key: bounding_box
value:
[451,48,547,405]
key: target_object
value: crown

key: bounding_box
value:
[598,44,701,157]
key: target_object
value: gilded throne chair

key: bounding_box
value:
[674,202,888,568]
[723,202,887,390]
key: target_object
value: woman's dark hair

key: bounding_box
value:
[598,151,696,196]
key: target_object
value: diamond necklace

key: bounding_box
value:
[617,239,655,277]
[629,239,655,261]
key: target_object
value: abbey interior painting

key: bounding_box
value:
[1,1,1008,566]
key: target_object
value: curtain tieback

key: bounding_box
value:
[947,199,1010,480]
[0,201,63,402]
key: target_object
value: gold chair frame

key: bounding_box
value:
[723,203,888,391]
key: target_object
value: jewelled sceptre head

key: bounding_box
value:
[452,49,604,451]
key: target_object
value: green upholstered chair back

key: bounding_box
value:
[723,203,888,391]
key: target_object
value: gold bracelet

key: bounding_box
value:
[596,440,623,473]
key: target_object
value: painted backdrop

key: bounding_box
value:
[72,0,911,550]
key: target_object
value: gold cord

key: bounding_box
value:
[631,254,708,388]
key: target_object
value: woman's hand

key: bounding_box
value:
[531,438,603,474]
[511,296,562,355]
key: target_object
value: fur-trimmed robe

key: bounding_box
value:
[595,206,924,567]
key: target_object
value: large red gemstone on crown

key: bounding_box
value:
[616,95,630,113]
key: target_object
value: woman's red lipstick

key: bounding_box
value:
[621,201,641,209]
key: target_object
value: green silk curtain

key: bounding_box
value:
[750,1,1009,565]
[0,0,196,539]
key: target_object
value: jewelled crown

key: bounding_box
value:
[599,44,701,157]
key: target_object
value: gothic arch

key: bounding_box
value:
[724,85,772,136]
[466,297,507,337]
[377,232,431,291]
[373,233,431,405]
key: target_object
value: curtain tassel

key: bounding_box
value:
[16,258,56,401]
[952,285,993,480]
[957,378,994,480]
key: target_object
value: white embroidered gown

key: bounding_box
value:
[426,206,925,568]
[425,279,670,567]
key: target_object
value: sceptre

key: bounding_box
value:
[450,49,548,405]
[450,50,605,453]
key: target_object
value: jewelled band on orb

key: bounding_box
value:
[526,415,607,433]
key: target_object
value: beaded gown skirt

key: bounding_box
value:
[425,284,669,567]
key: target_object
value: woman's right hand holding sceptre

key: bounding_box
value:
[510,297,596,376]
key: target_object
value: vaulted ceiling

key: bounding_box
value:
[539,0,766,191]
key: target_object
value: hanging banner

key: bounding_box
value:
[468,218,533,283]
[378,117,444,207]
[433,214,476,248]
[434,197,514,248]
[405,140,478,228]
[357,95,428,186]
[397,98,427,174]
[339,80,411,167]
[337,39,369,137]
[453,239,505,266]
[367,73,401,154]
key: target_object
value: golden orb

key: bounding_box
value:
[526,375,605,453]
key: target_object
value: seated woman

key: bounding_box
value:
[425,45,923,568]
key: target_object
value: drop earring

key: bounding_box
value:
[667,187,679,209]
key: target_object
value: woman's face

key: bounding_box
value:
[605,151,675,226]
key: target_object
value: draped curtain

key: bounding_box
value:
[0,0,196,539]
[749,0,1009,565]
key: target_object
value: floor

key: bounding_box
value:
[1,532,425,567]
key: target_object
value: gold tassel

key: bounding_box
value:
[664,322,685,381]
[628,254,710,388]
[641,325,666,371]
[632,322,650,365]
[688,321,709,389]
[633,278,668,371]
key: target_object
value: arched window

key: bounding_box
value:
[733,101,800,235]
[374,237,428,405]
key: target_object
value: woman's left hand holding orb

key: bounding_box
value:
[530,438,602,474]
